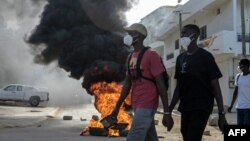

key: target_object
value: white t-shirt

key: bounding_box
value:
[235,73,250,109]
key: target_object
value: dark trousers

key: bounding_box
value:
[181,110,210,141]
[237,108,250,125]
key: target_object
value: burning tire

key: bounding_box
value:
[29,96,40,107]
[89,127,109,136]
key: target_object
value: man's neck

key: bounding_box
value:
[133,44,144,52]
[243,71,250,76]
[187,44,199,55]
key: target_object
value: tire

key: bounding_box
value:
[29,97,40,107]
[63,116,73,120]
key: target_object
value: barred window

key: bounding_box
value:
[200,25,207,40]
[166,53,174,61]
[175,39,179,50]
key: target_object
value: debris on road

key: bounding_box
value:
[63,115,73,120]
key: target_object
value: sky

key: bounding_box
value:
[126,0,189,24]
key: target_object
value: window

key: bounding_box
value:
[200,26,207,40]
[4,85,16,91]
[166,53,174,61]
[175,39,179,50]
[217,8,221,15]
[237,34,250,42]
[17,86,22,91]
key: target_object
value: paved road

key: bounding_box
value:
[0,118,126,141]
[0,103,58,128]
[0,103,236,141]
[0,104,127,141]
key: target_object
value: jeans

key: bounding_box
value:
[237,108,250,125]
[126,108,158,141]
[180,110,210,141]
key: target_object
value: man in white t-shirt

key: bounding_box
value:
[228,59,250,125]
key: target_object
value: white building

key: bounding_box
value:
[143,0,250,108]
[141,6,175,58]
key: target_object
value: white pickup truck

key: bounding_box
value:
[0,84,49,107]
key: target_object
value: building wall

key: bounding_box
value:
[162,0,236,67]
[207,0,234,36]
[217,59,230,105]
[140,6,175,60]
[141,6,175,46]
[140,0,250,107]
[157,0,250,107]
[163,31,179,67]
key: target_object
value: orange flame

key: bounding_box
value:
[84,81,132,136]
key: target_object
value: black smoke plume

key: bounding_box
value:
[27,0,135,93]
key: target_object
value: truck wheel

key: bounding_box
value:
[29,97,40,107]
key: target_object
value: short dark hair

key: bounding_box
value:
[239,59,250,67]
[183,24,200,36]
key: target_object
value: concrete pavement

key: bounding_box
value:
[0,103,238,141]
[158,105,237,124]
[0,102,237,129]
[0,101,237,129]
[0,103,59,129]
[225,112,237,125]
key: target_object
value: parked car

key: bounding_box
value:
[0,84,49,107]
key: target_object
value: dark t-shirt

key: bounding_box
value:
[174,48,222,113]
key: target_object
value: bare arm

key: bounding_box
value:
[228,86,238,112]
[169,81,180,112]
[155,74,170,113]
[111,75,132,117]
[155,74,174,131]
[211,79,228,133]
[211,79,224,113]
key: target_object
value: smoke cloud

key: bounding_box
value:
[27,0,136,93]
[0,0,92,106]
[0,0,137,107]
[0,0,45,21]
[80,0,138,32]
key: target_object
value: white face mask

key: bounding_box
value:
[180,37,191,50]
[123,34,138,46]
[179,33,195,50]
[123,34,133,46]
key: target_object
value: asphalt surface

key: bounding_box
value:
[0,102,236,141]
[0,103,127,141]
[0,102,58,129]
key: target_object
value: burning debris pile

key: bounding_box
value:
[81,82,132,136]
[26,0,137,137]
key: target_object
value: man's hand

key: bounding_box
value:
[218,114,228,134]
[227,106,232,113]
[110,108,119,119]
[162,114,174,131]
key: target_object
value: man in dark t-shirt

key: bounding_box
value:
[169,24,228,141]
